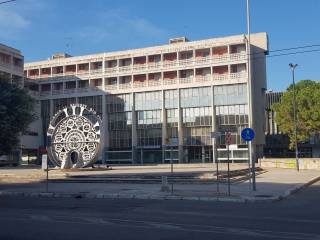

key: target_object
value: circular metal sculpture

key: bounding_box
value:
[47,104,102,169]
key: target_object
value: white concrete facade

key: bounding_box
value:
[24,32,268,164]
[0,43,24,85]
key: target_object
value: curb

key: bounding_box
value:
[242,175,320,203]
[278,175,320,201]
[1,175,319,203]
[0,190,246,203]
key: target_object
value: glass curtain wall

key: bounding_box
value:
[135,91,162,163]
[181,87,212,163]
[106,94,132,163]
[214,84,249,161]
[164,90,179,161]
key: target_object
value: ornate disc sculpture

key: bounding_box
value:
[47,104,102,169]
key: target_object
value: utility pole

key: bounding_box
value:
[289,63,299,172]
[246,0,256,191]
[0,0,16,5]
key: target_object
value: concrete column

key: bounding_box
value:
[131,92,137,164]
[50,83,53,96]
[211,85,217,163]
[117,76,120,90]
[102,77,106,91]
[102,55,106,74]
[161,90,167,163]
[202,146,205,163]
[49,99,54,119]
[178,88,184,163]
[101,94,108,164]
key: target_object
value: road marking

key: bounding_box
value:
[0,213,319,240]
[134,209,320,225]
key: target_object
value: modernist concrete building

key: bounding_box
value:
[24,32,268,164]
[0,43,41,164]
[0,43,24,85]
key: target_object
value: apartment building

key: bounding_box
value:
[24,32,268,164]
[0,43,41,164]
[0,43,24,85]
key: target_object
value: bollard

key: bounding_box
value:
[161,176,169,192]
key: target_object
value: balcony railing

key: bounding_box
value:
[119,82,132,89]
[212,73,229,81]
[35,71,248,97]
[40,90,51,96]
[105,84,118,90]
[148,79,162,87]
[90,69,103,75]
[105,67,117,73]
[163,79,177,85]
[229,52,247,61]
[119,66,132,72]
[52,73,64,77]
[133,81,147,88]
[64,71,76,76]
[133,64,147,71]
[76,70,89,75]
[230,71,247,80]
[195,76,211,82]
[179,77,193,84]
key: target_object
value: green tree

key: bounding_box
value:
[0,79,36,155]
[272,80,320,149]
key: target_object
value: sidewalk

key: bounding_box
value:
[0,166,319,202]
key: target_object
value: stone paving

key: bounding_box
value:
[0,164,319,202]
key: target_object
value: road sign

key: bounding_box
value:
[225,132,232,145]
[211,131,221,139]
[241,128,255,142]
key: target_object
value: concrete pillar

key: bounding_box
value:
[49,99,54,119]
[211,85,217,163]
[131,92,137,164]
[101,94,108,164]
[202,146,205,163]
[178,88,184,163]
[161,90,167,163]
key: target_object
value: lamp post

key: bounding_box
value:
[289,63,299,172]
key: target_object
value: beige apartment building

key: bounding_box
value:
[24,32,268,164]
[0,43,41,164]
[0,43,24,85]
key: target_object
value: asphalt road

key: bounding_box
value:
[1,181,320,240]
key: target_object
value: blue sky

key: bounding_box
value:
[0,0,319,91]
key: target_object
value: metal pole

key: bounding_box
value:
[246,0,256,191]
[171,145,173,194]
[227,144,230,196]
[247,141,252,190]
[46,155,49,192]
[216,148,219,196]
[290,63,299,171]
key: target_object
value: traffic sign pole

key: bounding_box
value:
[241,128,256,191]
[227,143,230,196]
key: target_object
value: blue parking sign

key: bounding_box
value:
[241,128,255,142]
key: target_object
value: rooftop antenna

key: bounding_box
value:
[64,37,72,53]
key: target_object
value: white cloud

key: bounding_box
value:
[0,8,30,29]
[75,8,169,45]
[0,0,48,40]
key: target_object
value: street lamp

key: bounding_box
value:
[289,63,299,172]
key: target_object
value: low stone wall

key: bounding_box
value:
[259,158,320,170]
